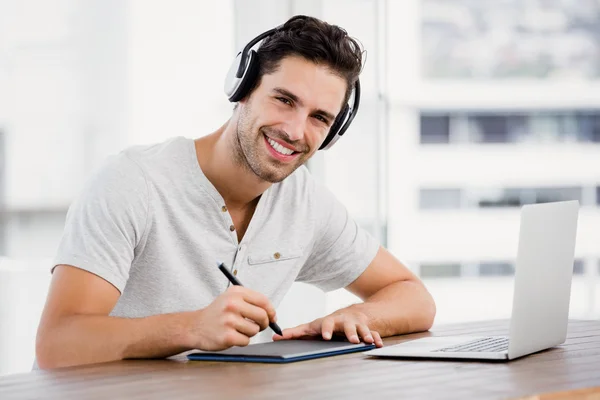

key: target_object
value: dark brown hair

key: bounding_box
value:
[250,15,363,106]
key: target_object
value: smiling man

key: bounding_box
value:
[35,15,436,369]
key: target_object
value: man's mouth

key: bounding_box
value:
[265,136,296,155]
[263,134,302,162]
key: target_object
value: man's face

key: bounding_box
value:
[233,56,346,183]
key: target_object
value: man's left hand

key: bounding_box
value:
[272,307,384,347]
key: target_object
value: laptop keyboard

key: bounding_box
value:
[434,337,509,353]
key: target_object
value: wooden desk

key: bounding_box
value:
[1,320,599,399]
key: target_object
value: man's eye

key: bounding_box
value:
[277,97,292,106]
[314,115,328,124]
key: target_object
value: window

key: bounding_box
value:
[478,187,583,208]
[422,0,600,79]
[576,112,600,143]
[420,115,450,144]
[419,189,462,210]
[421,260,584,278]
[534,187,582,204]
[479,188,525,208]
[573,260,584,275]
[420,111,600,144]
[468,114,527,144]
[479,262,514,277]
[420,263,462,278]
[529,114,569,142]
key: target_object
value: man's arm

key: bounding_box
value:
[344,246,436,336]
[36,265,277,369]
[274,246,435,344]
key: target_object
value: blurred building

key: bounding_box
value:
[385,0,600,315]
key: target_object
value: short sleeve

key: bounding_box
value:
[296,180,380,292]
[52,154,149,293]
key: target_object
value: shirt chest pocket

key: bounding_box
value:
[247,247,303,266]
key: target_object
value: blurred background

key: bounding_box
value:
[0,0,599,376]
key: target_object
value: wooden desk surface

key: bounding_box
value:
[1,319,599,400]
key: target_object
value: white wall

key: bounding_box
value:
[127,0,234,146]
[0,259,52,376]
[2,0,130,212]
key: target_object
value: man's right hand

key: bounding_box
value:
[36,266,278,369]
[185,285,278,351]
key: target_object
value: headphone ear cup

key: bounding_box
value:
[226,50,260,102]
[224,52,243,99]
[319,105,349,150]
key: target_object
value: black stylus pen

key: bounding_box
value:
[217,262,283,336]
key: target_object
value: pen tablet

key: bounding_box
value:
[187,339,376,363]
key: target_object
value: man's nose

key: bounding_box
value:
[284,112,307,142]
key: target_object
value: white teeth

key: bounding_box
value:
[267,137,294,156]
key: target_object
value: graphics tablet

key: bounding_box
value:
[187,339,376,363]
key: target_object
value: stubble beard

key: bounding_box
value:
[232,108,308,184]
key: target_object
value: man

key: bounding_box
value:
[35,15,436,369]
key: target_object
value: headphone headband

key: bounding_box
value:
[235,27,280,79]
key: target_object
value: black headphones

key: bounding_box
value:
[223,24,361,150]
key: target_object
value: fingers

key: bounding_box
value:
[356,324,374,344]
[273,324,309,341]
[221,330,251,348]
[269,316,384,347]
[371,330,384,348]
[235,301,270,331]
[220,306,261,339]
[281,326,305,339]
[223,286,276,329]
[354,325,383,347]
[229,286,277,323]
[321,317,335,340]
[343,320,360,344]
[233,317,261,338]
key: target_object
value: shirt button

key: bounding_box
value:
[233,269,238,276]
[229,225,235,232]
[274,252,281,259]
[221,205,227,212]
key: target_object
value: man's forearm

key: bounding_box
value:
[36,311,194,369]
[349,280,436,337]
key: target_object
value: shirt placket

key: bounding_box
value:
[220,204,245,282]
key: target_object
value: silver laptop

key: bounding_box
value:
[367,200,579,361]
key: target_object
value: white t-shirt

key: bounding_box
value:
[53,136,380,318]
